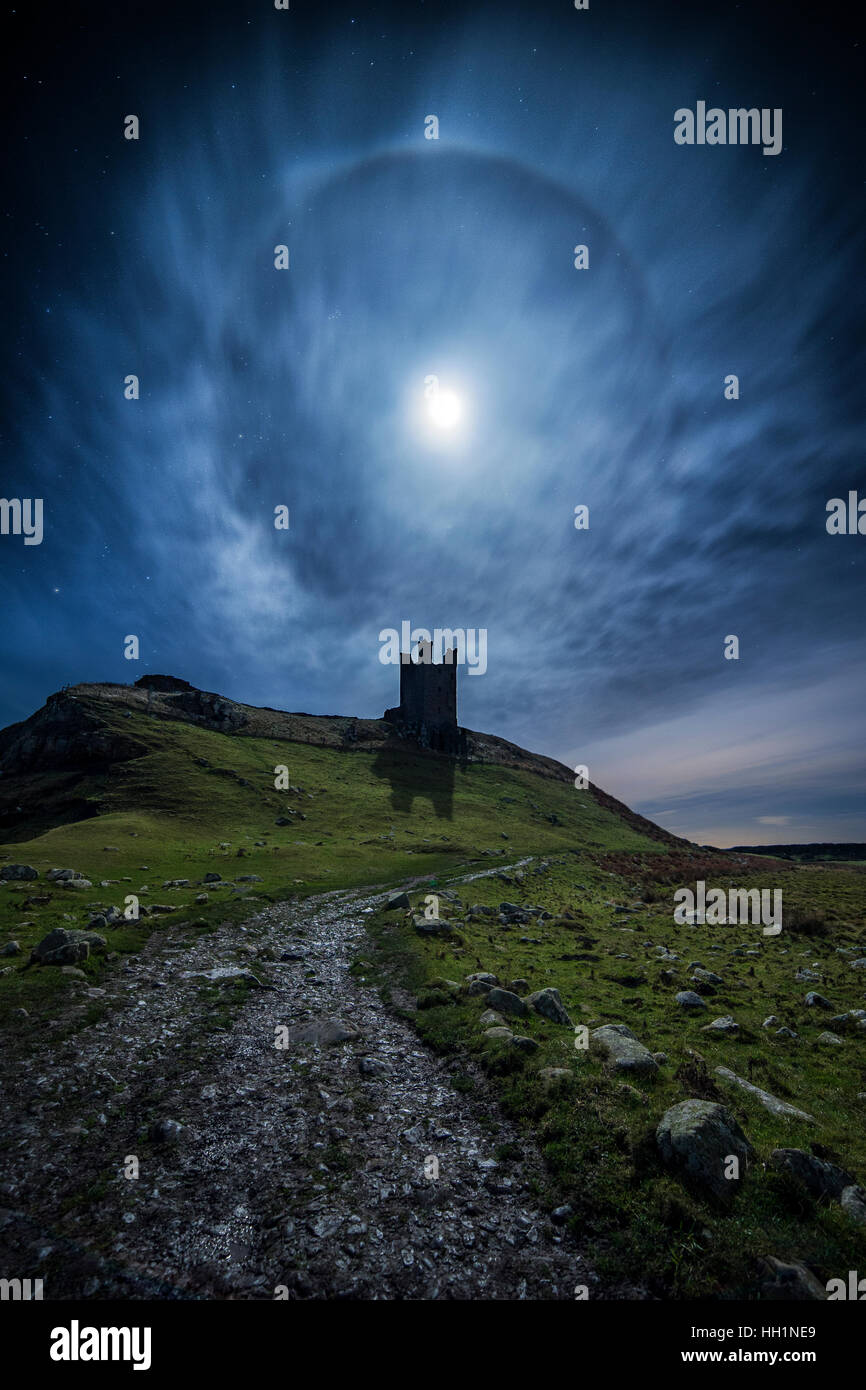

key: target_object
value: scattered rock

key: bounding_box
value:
[804,992,833,1009]
[758,1256,826,1300]
[590,1023,658,1076]
[526,987,572,1025]
[714,1066,815,1123]
[656,1100,753,1206]
[29,928,107,967]
[485,988,529,1018]
[283,1018,361,1048]
[675,991,707,1010]
[816,1031,843,1046]
[1,941,21,957]
[149,1118,183,1144]
[0,864,38,880]
[840,1185,866,1226]
[701,1016,739,1035]
[412,915,454,936]
[384,892,410,911]
[511,1036,539,1054]
[770,1148,854,1201]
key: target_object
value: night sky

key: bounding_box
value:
[1,0,864,847]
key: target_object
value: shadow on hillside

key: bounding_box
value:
[371,745,465,820]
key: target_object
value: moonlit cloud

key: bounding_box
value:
[2,3,863,845]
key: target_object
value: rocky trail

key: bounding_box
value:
[0,865,608,1300]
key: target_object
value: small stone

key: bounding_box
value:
[150,1118,183,1143]
[804,992,833,1009]
[676,991,707,1010]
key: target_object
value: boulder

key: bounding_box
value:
[656,1095,750,1206]
[769,1148,854,1201]
[511,1035,539,1054]
[467,979,493,996]
[816,1031,843,1046]
[1,941,21,957]
[675,990,707,1010]
[758,1257,826,1301]
[804,992,833,1009]
[412,915,454,936]
[590,1023,658,1077]
[486,988,529,1018]
[692,968,724,986]
[384,892,410,911]
[483,1026,514,1041]
[656,1100,753,1205]
[283,1018,360,1048]
[526,987,572,1025]
[29,928,107,967]
[701,1016,739,1035]
[0,864,38,880]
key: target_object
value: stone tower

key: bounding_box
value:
[383,640,464,754]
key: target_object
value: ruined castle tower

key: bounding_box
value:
[383,639,464,754]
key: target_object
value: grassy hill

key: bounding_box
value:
[2,677,865,1299]
[0,678,668,1024]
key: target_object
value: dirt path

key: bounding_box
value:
[0,869,602,1300]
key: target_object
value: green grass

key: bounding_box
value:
[364,850,866,1297]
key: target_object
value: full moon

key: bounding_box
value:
[427,389,462,429]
